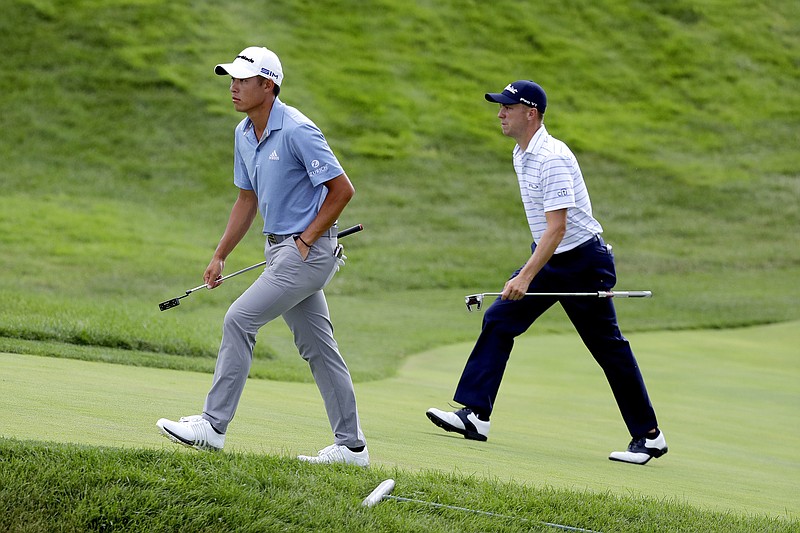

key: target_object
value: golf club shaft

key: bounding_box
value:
[383,495,599,533]
[362,479,598,533]
[180,224,365,295]
[478,291,652,298]
[184,261,267,295]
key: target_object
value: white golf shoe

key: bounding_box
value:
[156,415,225,452]
[297,444,370,467]
[609,430,668,465]
[426,407,490,441]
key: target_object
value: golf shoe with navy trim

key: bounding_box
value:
[156,415,225,452]
[609,429,668,465]
[426,407,490,441]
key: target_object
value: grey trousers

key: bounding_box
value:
[202,234,366,448]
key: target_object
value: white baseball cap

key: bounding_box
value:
[214,46,283,86]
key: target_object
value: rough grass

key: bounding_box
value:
[1,439,795,533]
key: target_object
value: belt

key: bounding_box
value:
[266,226,338,245]
[548,234,604,259]
[572,234,603,252]
[266,233,292,244]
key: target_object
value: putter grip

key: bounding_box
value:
[616,291,653,298]
[337,224,363,239]
[361,479,396,507]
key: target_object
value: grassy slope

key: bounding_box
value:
[2,321,799,526]
[0,1,798,530]
[0,0,798,381]
[4,442,793,533]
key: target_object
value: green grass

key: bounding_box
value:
[0,0,798,374]
[1,0,799,530]
[2,440,794,532]
[2,322,799,529]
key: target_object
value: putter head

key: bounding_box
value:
[465,294,483,312]
[158,298,181,312]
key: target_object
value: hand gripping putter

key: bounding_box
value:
[465,290,652,312]
[158,224,363,311]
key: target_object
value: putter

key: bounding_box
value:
[465,290,652,312]
[362,479,600,532]
[158,224,364,311]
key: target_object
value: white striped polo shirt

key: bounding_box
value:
[512,125,603,253]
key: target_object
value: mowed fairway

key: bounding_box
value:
[2,321,797,520]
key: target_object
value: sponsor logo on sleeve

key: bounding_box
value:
[308,162,329,177]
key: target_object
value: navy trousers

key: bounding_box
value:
[454,236,658,438]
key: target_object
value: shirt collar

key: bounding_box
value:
[514,124,548,157]
[266,97,286,133]
[242,97,286,137]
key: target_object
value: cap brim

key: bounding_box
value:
[485,92,518,105]
[215,63,258,78]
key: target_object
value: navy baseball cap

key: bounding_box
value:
[485,80,547,112]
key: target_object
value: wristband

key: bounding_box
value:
[294,235,311,247]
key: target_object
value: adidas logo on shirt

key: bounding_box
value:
[269,150,280,161]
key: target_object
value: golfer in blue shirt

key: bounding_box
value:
[157,47,368,466]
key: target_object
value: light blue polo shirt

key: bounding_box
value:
[233,98,345,235]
